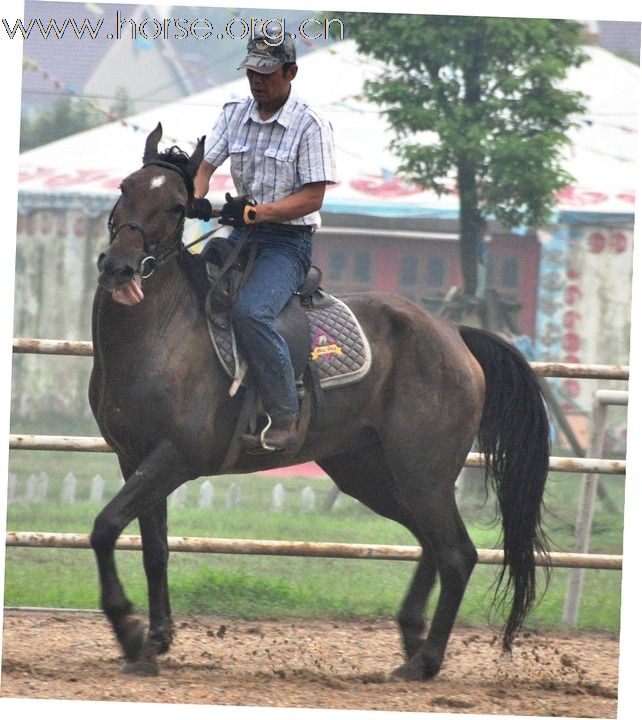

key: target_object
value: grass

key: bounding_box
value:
[3,449,626,635]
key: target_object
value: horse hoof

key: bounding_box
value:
[119,616,146,661]
[391,664,423,682]
[149,625,174,655]
[122,658,159,676]
[390,657,438,682]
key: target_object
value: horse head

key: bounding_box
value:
[97,122,205,292]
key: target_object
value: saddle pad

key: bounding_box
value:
[306,298,372,388]
[207,296,372,391]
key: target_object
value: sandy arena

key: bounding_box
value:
[0,609,619,717]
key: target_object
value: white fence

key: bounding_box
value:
[7,471,318,514]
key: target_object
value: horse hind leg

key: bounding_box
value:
[394,493,477,680]
[317,450,440,668]
[321,438,477,680]
[384,445,478,680]
[396,552,438,660]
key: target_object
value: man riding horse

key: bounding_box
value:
[113,31,336,454]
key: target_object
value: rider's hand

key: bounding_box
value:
[112,277,144,305]
[186,197,213,221]
[218,193,257,228]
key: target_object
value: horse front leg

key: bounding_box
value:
[139,502,174,655]
[90,440,190,675]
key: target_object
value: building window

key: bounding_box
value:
[500,257,519,289]
[426,257,445,288]
[399,256,418,286]
[328,249,346,282]
[353,251,372,283]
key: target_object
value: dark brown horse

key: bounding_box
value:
[89,124,550,680]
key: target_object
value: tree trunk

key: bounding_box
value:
[457,161,482,298]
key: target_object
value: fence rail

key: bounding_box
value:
[12,336,631,380]
[5,531,623,570]
[13,338,93,356]
[8,434,627,475]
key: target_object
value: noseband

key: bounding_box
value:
[106,159,191,279]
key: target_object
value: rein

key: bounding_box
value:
[199,224,259,311]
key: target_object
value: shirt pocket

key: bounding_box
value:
[228,142,252,195]
[263,146,298,198]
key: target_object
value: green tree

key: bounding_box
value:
[20,85,132,152]
[20,95,103,152]
[329,14,588,298]
[110,86,134,120]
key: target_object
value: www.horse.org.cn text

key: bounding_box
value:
[2,14,345,42]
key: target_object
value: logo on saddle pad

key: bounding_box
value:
[311,327,344,361]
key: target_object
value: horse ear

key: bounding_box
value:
[187,135,205,179]
[143,122,163,163]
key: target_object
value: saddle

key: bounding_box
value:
[199,232,372,466]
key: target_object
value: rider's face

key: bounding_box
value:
[246,65,297,113]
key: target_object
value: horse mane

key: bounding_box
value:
[153,145,195,198]
[178,243,210,309]
[143,145,208,296]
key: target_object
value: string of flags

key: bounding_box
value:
[22,54,183,145]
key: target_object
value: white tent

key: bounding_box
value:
[12,40,638,422]
[18,40,638,220]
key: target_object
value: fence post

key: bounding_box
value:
[170,484,187,508]
[198,480,214,509]
[89,475,105,504]
[563,390,628,625]
[60,472,77,505]
[301,486,316,512]
[8,473,18,503]
[25,473,48,503]
[272,483,285,512]
[226,483,241,509]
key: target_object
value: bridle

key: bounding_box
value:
[106,159,192,279]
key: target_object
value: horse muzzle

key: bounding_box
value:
[97,251,138,291]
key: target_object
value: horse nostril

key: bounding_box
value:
[97,253,135,282]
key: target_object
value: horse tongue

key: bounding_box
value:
[112,275,144,306]
[131,274,144,300]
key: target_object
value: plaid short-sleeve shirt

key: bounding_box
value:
[204,90,336,228]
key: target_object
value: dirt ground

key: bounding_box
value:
[0,609,619,717]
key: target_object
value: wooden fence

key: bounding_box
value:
[5,531,623,570]
[6,337,628,580]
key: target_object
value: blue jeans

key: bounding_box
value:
[228,223,313,426]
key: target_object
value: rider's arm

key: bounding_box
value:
[194,160,216,198]
[252,182,327,224]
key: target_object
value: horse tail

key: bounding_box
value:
[459,325,550,651]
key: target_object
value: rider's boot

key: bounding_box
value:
[241,416,298,453]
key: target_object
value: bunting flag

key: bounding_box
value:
[22,54,182,145]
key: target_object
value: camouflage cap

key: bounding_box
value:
[238,34,297,74]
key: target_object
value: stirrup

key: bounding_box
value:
[259,414,275,451]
